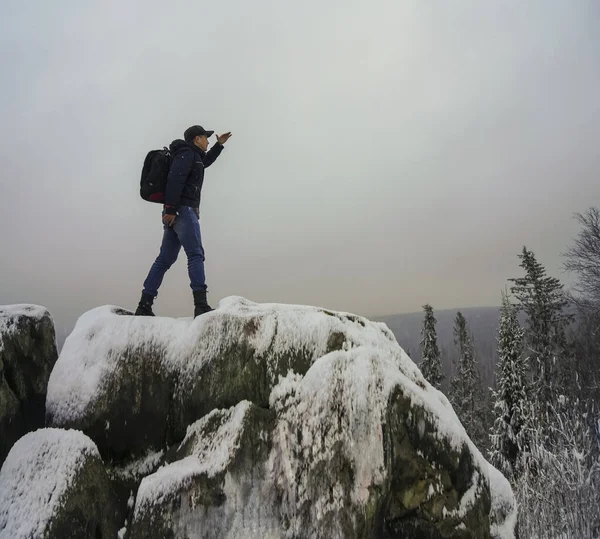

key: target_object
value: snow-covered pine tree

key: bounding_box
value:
[450,311,474,410]
[450,312,486,448]
[514,396,600,537]
[509,247,573,407]
[419,304,444,390]
[489,293,531,480]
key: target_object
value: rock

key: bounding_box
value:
[0,305,58,466]
[46,297,396,459]
[130,350,510,538]
[487,464,517,539]
[106,449,167,533]
[0,428,118,539]
[267,349,492,538]
[44,297,517,538]
[129,401,277,539]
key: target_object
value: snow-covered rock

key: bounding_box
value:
[43,297,517,538]
[487,464,517,539]
[0,428,118,539]
[130,401,277,538]
[129,348,501,538]
[46,297,397,458]
[268,347,493,538]
[0,305,58,466]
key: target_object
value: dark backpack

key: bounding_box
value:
[140,147,172,203]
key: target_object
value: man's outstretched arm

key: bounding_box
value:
[204,132,232,168]
[203,142,224,168]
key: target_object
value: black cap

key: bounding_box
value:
[184,125,214,142]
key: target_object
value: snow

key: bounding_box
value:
[0,428,99,539]
[0,304,49,323]
[41,297,515,537]
[488,463,517,539]
[46,297,407,426]
[269,349,395,511]
[111,450,164,482]
[46,305,191,425]
[0,304,51,349]
[441,470,482,520]
[268,345,491,536]
[134,400,253,518]
[133,399,283,537]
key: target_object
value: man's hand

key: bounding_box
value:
[216,132,232,145]
[163,214,176,227]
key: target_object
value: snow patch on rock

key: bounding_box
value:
[0,304,51,350]
[488,463,517,539]
[0,428,99,539]
[134,401,252,518]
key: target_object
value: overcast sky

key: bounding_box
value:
[1,0,599,339]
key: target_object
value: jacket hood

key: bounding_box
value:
[169,139,205,156]
[169,139,191,152]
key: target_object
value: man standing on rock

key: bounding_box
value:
[135,125,232,318]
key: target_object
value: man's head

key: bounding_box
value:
[184,125,214,152]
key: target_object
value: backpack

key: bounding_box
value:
[140,147,172,203]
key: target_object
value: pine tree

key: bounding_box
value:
[489,293,531,479]
[420,304,444,390]
[509,247,573,406]
[450,311,475,409]
[451,312,485,447]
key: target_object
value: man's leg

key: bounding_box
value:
[172,207,212,316]
[173,207,206,291]
[141,220,182,298]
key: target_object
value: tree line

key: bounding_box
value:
[418,207,600,538]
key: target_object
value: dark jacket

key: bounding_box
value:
[164,139,224,214]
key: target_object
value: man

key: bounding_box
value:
[135,125,232,317]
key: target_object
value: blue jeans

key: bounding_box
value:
[142,206,207,297]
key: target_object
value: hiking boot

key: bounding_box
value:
[135,292,155,316]
[193,289,213,317]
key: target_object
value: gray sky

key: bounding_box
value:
[1,0,599,339]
